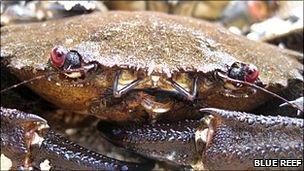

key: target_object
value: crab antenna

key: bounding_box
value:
[113,70,142,98]
[0,67,88,94]
[217,72,304,113]
[168,76,198,101]
[1,73,56,94]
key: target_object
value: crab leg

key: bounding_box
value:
[169,76,198,101]
[113,70,142,98]
[99,119,201,166]
[32,130,153,170]
[0,107,153,170]
[99,108,303,170]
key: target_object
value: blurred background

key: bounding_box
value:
[1,1,303,170]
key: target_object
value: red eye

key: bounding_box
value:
[50,47,66,68]
[244,65,259,83]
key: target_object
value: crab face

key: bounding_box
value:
[48,45,262,120]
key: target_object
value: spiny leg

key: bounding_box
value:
[99,108,303,170]
[98,119,201,166]
[0,107,154,170]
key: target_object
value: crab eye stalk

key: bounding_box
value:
[244,64,259,83]
[227,62,244,81]
[50,47,66,68]
[63,51,81,70]
[50,47,96,78]
[227,62,259,83]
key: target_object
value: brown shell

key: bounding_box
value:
[1,11,302,86]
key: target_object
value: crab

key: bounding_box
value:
[1,11,303,170]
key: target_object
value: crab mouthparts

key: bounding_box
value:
[113,70,198,101]
[138,92,173,115]
[63,63,96,78]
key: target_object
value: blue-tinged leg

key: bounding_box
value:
[99,108,303,170]
[1,107,153,170]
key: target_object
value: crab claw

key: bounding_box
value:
[1,107,48,170]
[99,109,303,170]
[198,108,303,170]
[1,107,154,170]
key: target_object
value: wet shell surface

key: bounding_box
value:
[1,11,302,85]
